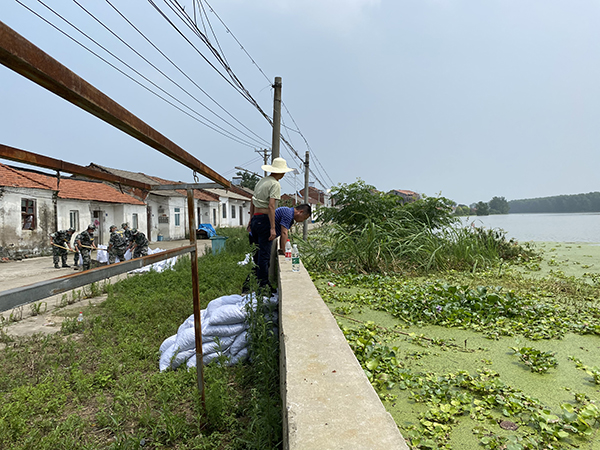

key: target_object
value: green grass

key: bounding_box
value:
[0,228,282,449]
[300,221,537,275]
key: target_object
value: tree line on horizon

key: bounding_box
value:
[454,196,509,216]
[508,191,600,214]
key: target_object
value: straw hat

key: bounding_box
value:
[261,157,294,173]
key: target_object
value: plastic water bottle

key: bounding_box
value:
[77,312,83,323]
[291,244,300,272]
[285,239,292,261]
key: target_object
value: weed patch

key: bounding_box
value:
[0,228,282,449]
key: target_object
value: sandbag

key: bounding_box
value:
[171,348,196,369]
[229,347,249,365]
[159,345,177,372]
[228,331,248,357]
[159,335,177,354]
[208,303,247,326]
[202,335,236,355]
[202,322,246,338]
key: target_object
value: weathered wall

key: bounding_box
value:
[0,187,54,257]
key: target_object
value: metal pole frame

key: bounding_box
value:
[187,189,205,407]
[0,246,195,312]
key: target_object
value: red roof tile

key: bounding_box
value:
[0,163,144,205]
[0,163,53,190]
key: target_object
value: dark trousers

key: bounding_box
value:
[249,214,273,288]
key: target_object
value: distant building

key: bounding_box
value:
[388,189,420,204]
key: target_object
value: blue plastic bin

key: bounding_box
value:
[209,235,228,254]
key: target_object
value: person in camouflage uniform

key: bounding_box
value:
[50,227,75,268]
[130,228,149,259]
[121,222,133,245]
[73,232,82,268]
[76,224,97,271]
[108,225,128,264]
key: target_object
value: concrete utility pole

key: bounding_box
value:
[255,148,269,176]
[271,77,282,162]
[303,151,310,240]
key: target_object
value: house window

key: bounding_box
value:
[222,203,227,219]
[69,210,79,231]
[174,208,181,227]
[231,205,236,219]
[132,213,138,229]
[21,198,36,230]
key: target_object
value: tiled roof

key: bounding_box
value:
[0,163,53,190]
[0,163,144,205]
[392,189,418,196]
[146,175,220,202]
[204,188,251,202]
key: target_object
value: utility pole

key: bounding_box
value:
[303,151,310,240]
[271,77,282,162]
[255,148,269,176]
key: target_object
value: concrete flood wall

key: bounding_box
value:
[278,255,409,450]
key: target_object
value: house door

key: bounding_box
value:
[197,207,201,228]
[92,210,104,244]
[239,206,243,226]
[212,208,216,226]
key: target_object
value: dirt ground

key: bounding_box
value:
[0,239,212,339]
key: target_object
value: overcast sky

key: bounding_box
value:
[1,0,599,205]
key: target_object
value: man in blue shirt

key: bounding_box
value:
[275,204,312,255]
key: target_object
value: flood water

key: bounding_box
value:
[458,212,600,243]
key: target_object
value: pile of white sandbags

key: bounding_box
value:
[95,246,177,273]
[95,245,131,264]
[159,293,278,371]
[129,247,178,273]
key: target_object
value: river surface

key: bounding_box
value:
[458,212,600,243]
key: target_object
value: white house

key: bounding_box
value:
[86,164,222,241]
[203,187,252,228]
[0,163,146,256]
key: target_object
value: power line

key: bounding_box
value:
[156,0,307,166]
[197,0,334,186]
[104,0,270,147]
[70,0,268,149]
[18,0,261,148]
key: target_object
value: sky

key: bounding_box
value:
[1,0,599,206]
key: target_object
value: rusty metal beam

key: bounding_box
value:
[0,143,153,191]
[150,183,220,191]
[0,245,195,312]
[0,21,230,188]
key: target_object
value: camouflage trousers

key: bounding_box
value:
[52,246,68,267]
[133,246,148,259]
[80,248,92,271]
[108,246,127,264]
[73,250,80,266]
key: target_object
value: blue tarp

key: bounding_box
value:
[197,223,217,238]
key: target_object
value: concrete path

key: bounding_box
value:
[0,239,211,293]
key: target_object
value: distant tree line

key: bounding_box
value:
[508,192,600,214]
[454,196,509,216]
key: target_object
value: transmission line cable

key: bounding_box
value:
[157,0,313,169]
[71,0,268,148]
[19,0,259,148]
[105,0,270,148]
[198,0,332,183]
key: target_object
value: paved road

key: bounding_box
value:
[0,239,212,293]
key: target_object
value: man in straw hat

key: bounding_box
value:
[247,157,294,290]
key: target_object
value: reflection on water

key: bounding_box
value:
[458,213,600,243]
